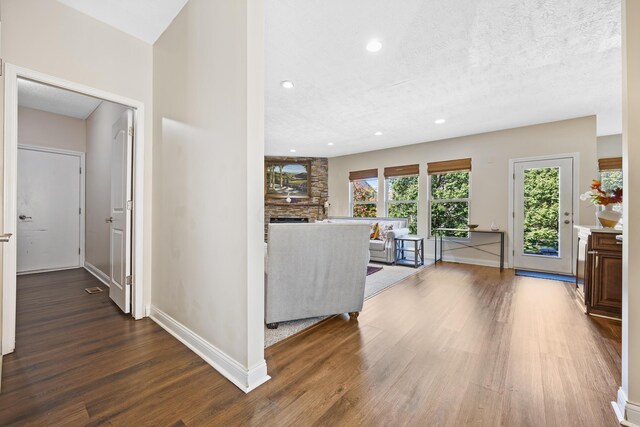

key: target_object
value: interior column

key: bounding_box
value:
[617,0,640,423]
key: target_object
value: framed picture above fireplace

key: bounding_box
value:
[265,160,311,199]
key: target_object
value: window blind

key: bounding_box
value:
[349,168,378,181]
[598,157,622,171]
[383,164,419,178]
[427,158,472,175]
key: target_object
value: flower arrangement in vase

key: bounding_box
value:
[580,179,623,228]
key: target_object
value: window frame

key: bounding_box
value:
[598,164,623,213]
[350,178,378,217]
[384,174,419,232]
[428,170,472,239]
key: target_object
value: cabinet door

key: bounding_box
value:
[591,251,622,316]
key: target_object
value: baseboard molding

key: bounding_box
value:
[84,261,110,287]
[17,265,82,275]
[149,306,270,393]
[613,387,640,426]
[628,402,640,426]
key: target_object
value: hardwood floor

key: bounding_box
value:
[0,264,621,426]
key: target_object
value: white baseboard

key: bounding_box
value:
[149,306,270,393]
[613,387,640,426]
[628,403,640,426]
[84,261,110,287]
[17,265,82,275]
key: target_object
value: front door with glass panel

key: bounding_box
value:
[513,157,574,274]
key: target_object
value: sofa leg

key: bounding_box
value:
[348,312,360,320]
[266,323,279,329]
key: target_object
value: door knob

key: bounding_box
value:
[19,215,32,220]
[564,212,571,216]
[105,217,114,223]
[564,220,571,224]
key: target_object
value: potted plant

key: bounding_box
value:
[580,179,623,228]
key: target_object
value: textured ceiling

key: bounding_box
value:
[18,79,102,119]
[57,0,189,44]
[265,0,622,157]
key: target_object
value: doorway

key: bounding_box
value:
[3,64,147,355]
[17,146,84,273]
[511,156,576,274]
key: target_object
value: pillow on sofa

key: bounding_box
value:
[370,222,380,239]
[378,223,394,240]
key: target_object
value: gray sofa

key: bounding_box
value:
[265,223,370,329]
[323,217,410,264]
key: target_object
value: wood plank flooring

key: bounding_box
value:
[0,264,621,426]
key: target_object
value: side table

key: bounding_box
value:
[395,235,424,268]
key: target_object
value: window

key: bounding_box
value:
[384,164,419,234]
[350,169,378,217]
[598,157,623,212]
[600,170,623,188]
[428,159,471,238]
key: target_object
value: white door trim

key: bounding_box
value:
[17,144,86,273]
[3,64,147,355]
[507,153,580,272]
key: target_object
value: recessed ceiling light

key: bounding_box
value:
[281,80,295,89]
[435,119,446,124]
[328,142,335,146]
[290,149,297,153]
[374,131,383,136]
[366,39,383,53]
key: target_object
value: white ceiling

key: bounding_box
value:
[18,79,102,120]
[54,0,622,158]
[57,0,189,44]
[265,0,622,157]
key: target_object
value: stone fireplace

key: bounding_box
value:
[264,156,328,239]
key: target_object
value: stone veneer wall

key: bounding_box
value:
[264,157,329,239]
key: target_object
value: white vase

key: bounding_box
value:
[596,204,622,228]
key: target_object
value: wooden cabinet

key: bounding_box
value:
[575,226,622,319]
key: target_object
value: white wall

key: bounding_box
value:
[598,134,623,158]
[85,102,128,277]
[18,106,86,152]
[152,0,267,391]
[619,0,640,423]
[0,15,5,362]
[329,116,598,267]
[0,0,153,309]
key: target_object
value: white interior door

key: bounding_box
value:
[513,157,574,274]
[17,147,81,273]
[108,110,133,313]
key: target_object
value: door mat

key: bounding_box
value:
[515,270,574,283]
[85,287,104,294]
[367,265,383,276]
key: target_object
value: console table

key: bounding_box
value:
[434,228,506,271]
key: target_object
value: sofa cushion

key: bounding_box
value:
[369,240,386,252]
[377,223,394,240]
[379,220,404,230]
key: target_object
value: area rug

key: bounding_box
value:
[367,265,383,276]
[264,262,431,347]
